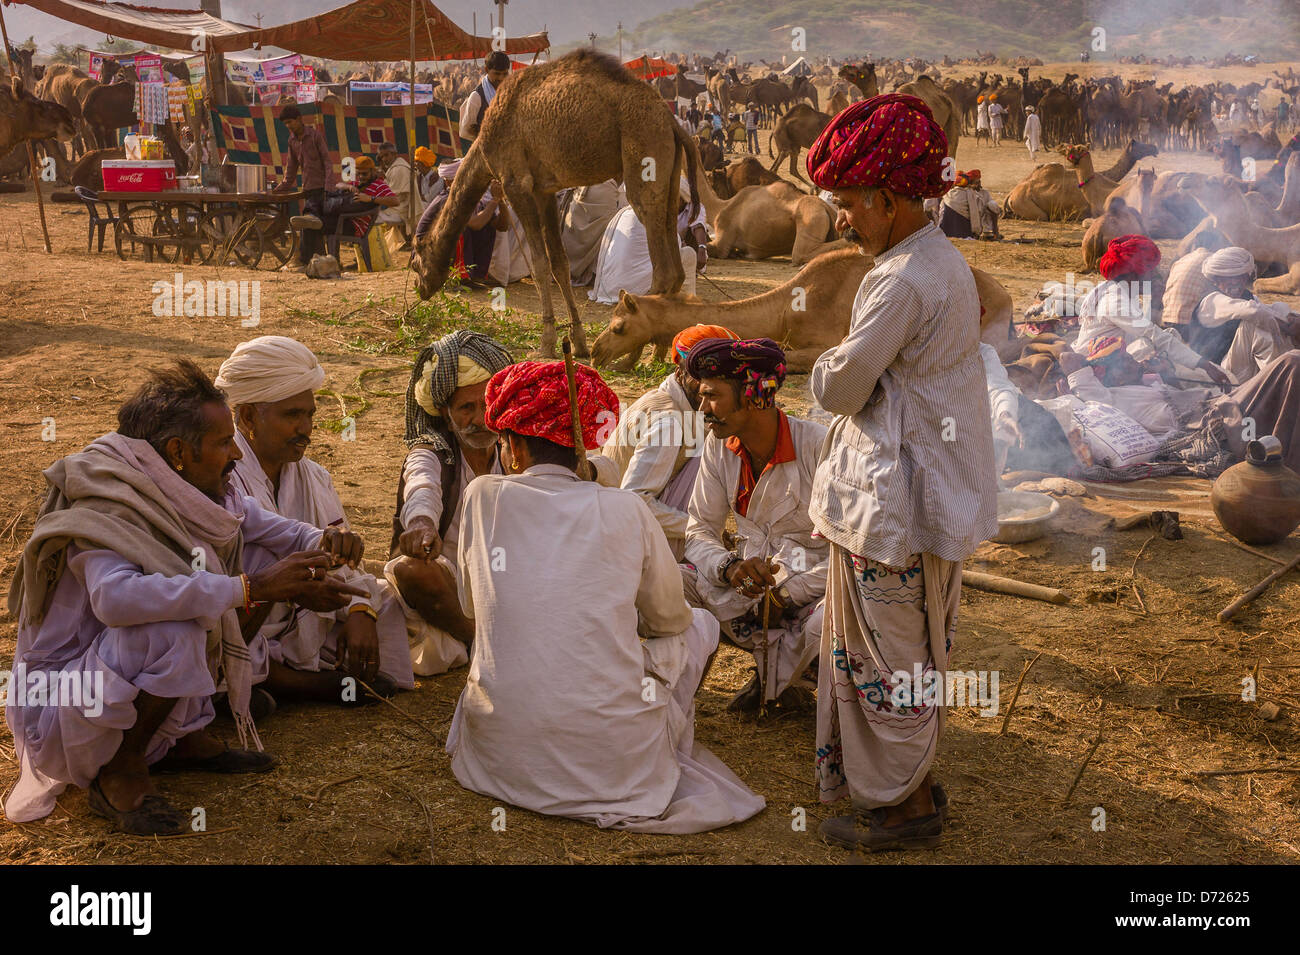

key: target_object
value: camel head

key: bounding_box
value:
[592,291,661,368]
[1059,143,1091,166]
[410,231,449,300]
[1127,140,1160,161]
[3,77,76,143]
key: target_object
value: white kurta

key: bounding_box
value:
[486,203,534,286]
[1066,367,1209,439]
[1073,280,1205,371]
[1196,292,1294,384]
[447,465,765,833]
[562,179,627,286]
[1024,112,1042,154]
[229,434,414,689]
[590,204,699,305]
[682,414,829,699]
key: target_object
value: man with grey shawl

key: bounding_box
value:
[5,361,367,835]
[385,330,513,676]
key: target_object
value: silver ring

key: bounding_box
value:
[309,566,318,580]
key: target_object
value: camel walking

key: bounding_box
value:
[412,50,700,358]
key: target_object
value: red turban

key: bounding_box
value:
[671,323,740,365]
[806,93,952,198]
[485,360,619,450]
[1099,234,1161,280]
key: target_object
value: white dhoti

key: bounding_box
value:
[816,546,962,809]
[382,555,470,677]
[1224,319,1290,385]
[562,180,625,287]
[589,205,697,305]
[486,204,534,286]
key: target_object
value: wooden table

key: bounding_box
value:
[99,189,306,268]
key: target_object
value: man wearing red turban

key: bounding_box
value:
[602,324,741,560]
[447,359,765,833]
[806,93,999,852]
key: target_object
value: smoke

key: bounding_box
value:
[1088,0,1300,61]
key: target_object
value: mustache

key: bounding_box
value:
[223,460,237,475]
[703,414,726,426]
[840,226,862,242]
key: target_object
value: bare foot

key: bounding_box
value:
[96,755,157,812]
[879,773,937,826]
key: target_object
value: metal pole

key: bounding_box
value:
[0,3,51,253]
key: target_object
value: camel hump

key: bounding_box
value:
[1106,196,1127,211]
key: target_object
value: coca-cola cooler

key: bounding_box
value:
[102,160,177,192]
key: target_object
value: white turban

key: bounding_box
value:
[438,159,462,181]
[215,336,326,407]
[1202,246,1256,279]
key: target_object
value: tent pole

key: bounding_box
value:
[408,0,418,235]
[419,2,455,160]
[0,4,52,254]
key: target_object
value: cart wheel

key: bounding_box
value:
[115,206,159,261]
[150,210,182,265]
[198,208,264,268]
[255,209,295,267]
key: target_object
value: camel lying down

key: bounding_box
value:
[591,248,1012,373]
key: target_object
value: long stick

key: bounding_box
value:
[408,0,419,235]
[757,585,770,715]
[0,9,52,253]
[561,337,593,481]
[962,570,1069,604]
[1218,550,1300,623]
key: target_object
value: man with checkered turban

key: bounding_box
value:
[445,361,765,833]
[806,93,998,852]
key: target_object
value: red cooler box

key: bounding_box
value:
[102,160,177,192]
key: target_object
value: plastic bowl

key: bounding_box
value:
[993,490,1060,544]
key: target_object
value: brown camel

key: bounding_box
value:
[767,103,831,182]
[1107,168,1207,238]
[708,155,782,199]
[1184,176,1300,294]
[1004,140,1156,220]
[590,248,1012,372]
[0,78,75,159]
[1081,197,1146,272]
[837,64,960,157]
[704,180,848,266]
[411,50,699,358]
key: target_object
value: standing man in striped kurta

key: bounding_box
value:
[804,94,998,852]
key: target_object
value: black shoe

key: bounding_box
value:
[341,672,398,707]
[153,746,278,775]
[88,777,188,835]
[726,670,762,712]
[819,807,943,852]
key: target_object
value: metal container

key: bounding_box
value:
[235,165,267,194]
[993,490,1059,544]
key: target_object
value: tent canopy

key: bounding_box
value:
[780,57,812,76]
[623,55,675,80]
[9,0,548,60]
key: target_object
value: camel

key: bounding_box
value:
[704,180,848,266]
[767,103,830,182]
[1003,140,1156,221]
[708,155,781,199]
[411,50,699,359]
[590,248,1012,373]
[837,64,960,157]
[1106,168,1207,238]
[1183,176,1300,294]
[1081,197,1146,272]
[0,78,76,159]
[80,81,190,173]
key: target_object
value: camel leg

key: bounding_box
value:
[781,347,829,375]
[768,149,786,173]
[506,186,560,358]
[537,190,589,358]
[1255,263,1300,295]
[787,150,807,184]
[625,171,684,296]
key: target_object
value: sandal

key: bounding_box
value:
[153,745,277,775]
[88,776,187,836]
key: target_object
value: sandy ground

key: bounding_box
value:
[1,75,1299,864]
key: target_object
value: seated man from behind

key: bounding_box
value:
[938,169,1000,240]
[1189,246,1300,384]
[386,331,513,676]
[446,360,765,833]
[5,361,366,834]
[216,336,415,705]
[680,338,828,712]
[602,324,739,559]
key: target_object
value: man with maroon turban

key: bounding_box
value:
[805,94,998,852]
[679,338,828,713]
[445,361,764,833]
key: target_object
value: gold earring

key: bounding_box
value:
[175,463,184,472]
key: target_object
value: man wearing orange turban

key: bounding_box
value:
[806,93,998,852]
[446,360,765,833]
[601,324,740,559]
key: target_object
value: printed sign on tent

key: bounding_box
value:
[296,83,318,104]
[136,54,164,84]
[295,66,315,84]
[88,53,104,81]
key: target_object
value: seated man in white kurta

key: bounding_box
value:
[679,338,828,712]
[589,179,705,304]
[385,330,513,676]
[216,336,414,704]
[601,324,740,560]
[446,360,765,833]
[5,361,368,834]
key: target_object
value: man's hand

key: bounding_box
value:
[398,516,441,562]
[1056,350,1087,375]
[1199,357,1233,387]
[994,410,1023,446]
[338,610,380,683]
[319,527,364,569]
[726,557,778,598]
[247,550,370,610]
[488,178,504,200]
[695,246,708,272]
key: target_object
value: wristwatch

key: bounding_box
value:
[717,553,741,586]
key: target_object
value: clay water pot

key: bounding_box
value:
[1211,436,1300,545]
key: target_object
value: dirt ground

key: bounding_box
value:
[1,67,1299,864]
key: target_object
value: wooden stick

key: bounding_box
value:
[1189,766,1300,777]
[962,570,1069,604]
[561,337,594,481]
[1218,550,1300,623]
[357,680,442,742]
[758,585,770,716]
[1214,532,1289,567]
[0,9,52,254]
[1061,707,1105,804]
[999,651,1043,736]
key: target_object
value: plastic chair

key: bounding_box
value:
[325,206,378,271]
[75,186,119,253]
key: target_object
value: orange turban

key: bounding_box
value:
[671,324,740,365]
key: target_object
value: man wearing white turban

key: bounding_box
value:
[1191,247,1300,383]
[385,331,513,676]
[216,337,415,705]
